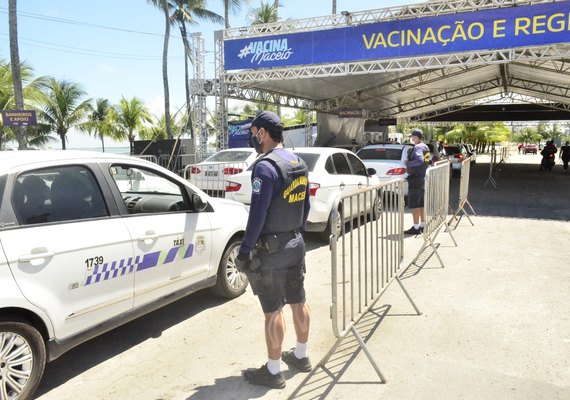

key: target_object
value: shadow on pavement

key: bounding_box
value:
[449,155,570,221]
[36,290,230,397]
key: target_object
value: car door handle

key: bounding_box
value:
[19,249,55,263]
[340,183,345,190]
[138,231,159,244]
[358,182,363,189]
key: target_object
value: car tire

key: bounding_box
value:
[0,320,46,400]
[211,237,248,299]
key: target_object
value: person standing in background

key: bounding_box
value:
[404,128,430,236]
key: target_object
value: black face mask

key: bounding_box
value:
[249,133,262,154]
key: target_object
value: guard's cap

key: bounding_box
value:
[242,110,284,133]
[409,128,423,139]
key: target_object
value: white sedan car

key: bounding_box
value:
[356,143,413,197]
[0,151,249,399]
[225,147,379,237]
[186,148,258,197]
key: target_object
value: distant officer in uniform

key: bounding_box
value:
[235,110,312,389]
[559,141,570,173]
[404,128,430,236]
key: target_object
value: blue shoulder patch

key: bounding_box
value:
[252,177,262,194]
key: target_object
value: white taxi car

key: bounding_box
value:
[0,151,249,399]
[186,148,258,197]
[225,147,379,238]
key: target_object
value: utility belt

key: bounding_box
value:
[256,229,300,254]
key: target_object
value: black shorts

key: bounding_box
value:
[407,175,425,209]
[256,233,306,313]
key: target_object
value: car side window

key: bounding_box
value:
[109,165,189,214]
[13,166,109,225]
[346,153,368,176]
[331,153,351,175]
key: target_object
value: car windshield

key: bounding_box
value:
[205,150,251,162]
[357,147,404,160]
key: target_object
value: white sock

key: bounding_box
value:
[267,358,282,375]
[413,224,420,229]
[294,342,308,359]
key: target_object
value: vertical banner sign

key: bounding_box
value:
[228,120,253,148]
[0,110,37,126]
[224,2,570,70]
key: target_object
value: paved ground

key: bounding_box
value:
[35,151,570,400]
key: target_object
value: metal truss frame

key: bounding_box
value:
[212,0,570,150]
[224,44,570,85]
[222,0,563,38]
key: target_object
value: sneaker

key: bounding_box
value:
[282,349,312,372]
[404,226,421,235]
[243,364,286,389]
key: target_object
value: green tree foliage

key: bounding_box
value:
[108,97,152,154]
[39,78,93,150]
[250,1,279,24]
[80,98,114,152]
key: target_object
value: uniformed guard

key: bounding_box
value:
[404,128,430,235]
[235,110,312,389]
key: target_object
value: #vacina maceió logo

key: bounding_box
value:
[237,38,294,66]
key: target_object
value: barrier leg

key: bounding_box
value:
[395,276,421,315]
[316,326,387,384]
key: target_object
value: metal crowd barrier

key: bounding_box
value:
[184,161,248,198]
[131,154,158,164]
[499,146,510,165]
[410,160,457,270]
[483,149,499,189]
[318,180,421,383]
[449,157,476,229]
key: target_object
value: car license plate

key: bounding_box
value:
[205,171,218,177]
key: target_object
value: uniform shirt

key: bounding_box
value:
[407,142,430,176]
[239,148,310,255]
[560,145,570,160]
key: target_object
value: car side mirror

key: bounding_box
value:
[367,168,377,176]
[190,193,208,212]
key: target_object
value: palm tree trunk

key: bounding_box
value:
[162,2,172,139]
[274,0,279,19]
[332,0,337,14]
[8,0,27,149]
[180,24,194,138]
[224,0,230,29]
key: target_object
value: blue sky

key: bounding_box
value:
[0,0,413,148]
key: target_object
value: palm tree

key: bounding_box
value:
[38,78,92,150]
[332,0,336,14]
[108,97,152,154]
[170,1,223,139]
[148,0,173,139]
[250,1,279,24]
[80,98,113,152]
[222,0,247,28]
[8,0,27,149]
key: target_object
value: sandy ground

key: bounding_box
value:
[35,153,570,400]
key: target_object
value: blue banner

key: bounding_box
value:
[224,1,570,70]
[0,110,37,126]
[228,120,252,148]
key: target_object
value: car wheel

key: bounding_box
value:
[211,237,248,299]
[0,320,46,400]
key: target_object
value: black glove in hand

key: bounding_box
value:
[235,252,251,272]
